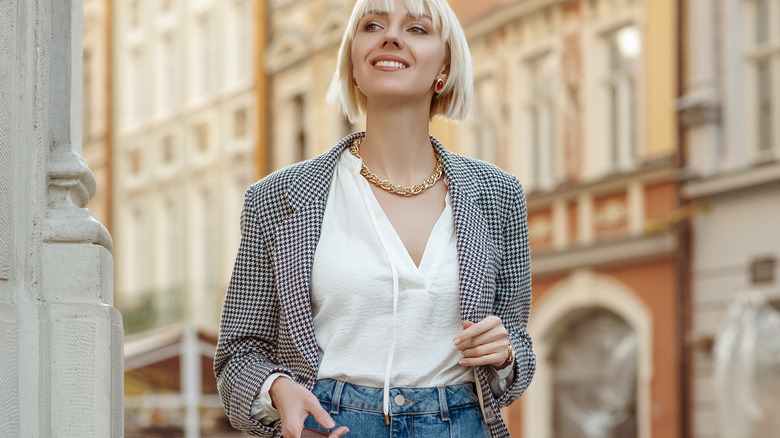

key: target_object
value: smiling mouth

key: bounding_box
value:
[374,60,408,70]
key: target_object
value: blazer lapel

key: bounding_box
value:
[274,134,358,372]
[433,138,491,323]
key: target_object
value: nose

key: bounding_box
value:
[381,27,402,49]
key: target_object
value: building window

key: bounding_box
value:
[471,77,497,164]
[755,0,770,44]
[231,0,252,82]
[129,0,141,29]
[526,53,556,190]
[162,135,174,163]
[758,60,773,151]
[552,309,638,437]
[604,24,641,170]
[197,13,216,95]
[131,207,147,294]
[159,33,176,111]
[748,0,779,155]
[129,47,145,125]
[199,189,217,313]
[129,149,142,174]
[293,95,306,161]
[195,123,209,151]
[233,107,247,139]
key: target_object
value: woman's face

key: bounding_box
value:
[351,0,448,106]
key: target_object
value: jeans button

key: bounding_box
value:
[394,394,405,406]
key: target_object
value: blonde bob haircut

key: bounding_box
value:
[327,0,473,123]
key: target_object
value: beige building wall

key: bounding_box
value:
[112,0,258,333]
[82,0,112,231]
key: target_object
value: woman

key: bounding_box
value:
[214,0,535,437]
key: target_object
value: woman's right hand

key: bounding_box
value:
[269,377,349,438]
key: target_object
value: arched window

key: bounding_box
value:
[523,270,652,438]
[551,309,638,438]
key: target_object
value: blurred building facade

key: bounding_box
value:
[448,1,681,437]
[111,0,259,334]
[264,0,353,166]
[264,0,681,437]
[77,0,780,437]
[679,0,780,436]
[99,0,267,436]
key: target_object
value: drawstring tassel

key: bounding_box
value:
[356,163,399,430]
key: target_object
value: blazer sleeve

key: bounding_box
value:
[214,184,290,437]
[492,176,536,408]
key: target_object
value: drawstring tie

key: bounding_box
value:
[356,169,400,425]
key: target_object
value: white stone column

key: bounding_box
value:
[677,0,722,176]
[0,1,123,437]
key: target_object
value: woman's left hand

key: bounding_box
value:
[453,316,509,368]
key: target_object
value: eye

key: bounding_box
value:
[408,25,428,34]
[363,22,381,32]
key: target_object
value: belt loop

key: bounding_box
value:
[330,380,346,415]
[438,387,450,422]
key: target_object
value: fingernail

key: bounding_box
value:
[326,419,335,428]
[453,337,461,345]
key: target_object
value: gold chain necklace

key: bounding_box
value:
[349,137,444,197]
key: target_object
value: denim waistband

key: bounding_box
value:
[312,379,481,420]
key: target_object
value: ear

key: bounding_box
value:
[438,55,451,82]
[438,44,452,80]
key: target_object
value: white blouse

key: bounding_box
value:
[251,148,512,423]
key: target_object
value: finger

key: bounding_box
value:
[459,351,505,367]
[461,338,507,359]
[454,317,502,346]
[455,324,507,351]
[453,320,480,346]
[329,426,350,437]
[306,397,336,430]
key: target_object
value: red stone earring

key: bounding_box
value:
[435,78,445,93]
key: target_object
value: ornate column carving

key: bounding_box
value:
[0,1,123,436]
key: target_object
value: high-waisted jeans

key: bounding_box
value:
[303,379,491,438]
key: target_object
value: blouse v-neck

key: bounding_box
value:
[343,149,453,286]
[309,147,470,393]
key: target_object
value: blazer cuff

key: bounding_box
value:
[250,373,293,425]
[229,357,294,432]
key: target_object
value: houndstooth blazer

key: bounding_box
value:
[214,132,535,438]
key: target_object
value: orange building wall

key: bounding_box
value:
[645,181,677,224]
[504,259,680,438]
[449,0,506,24]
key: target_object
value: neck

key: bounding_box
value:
[359,97,438,186]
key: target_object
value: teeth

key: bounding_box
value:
[375,60,407,69]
